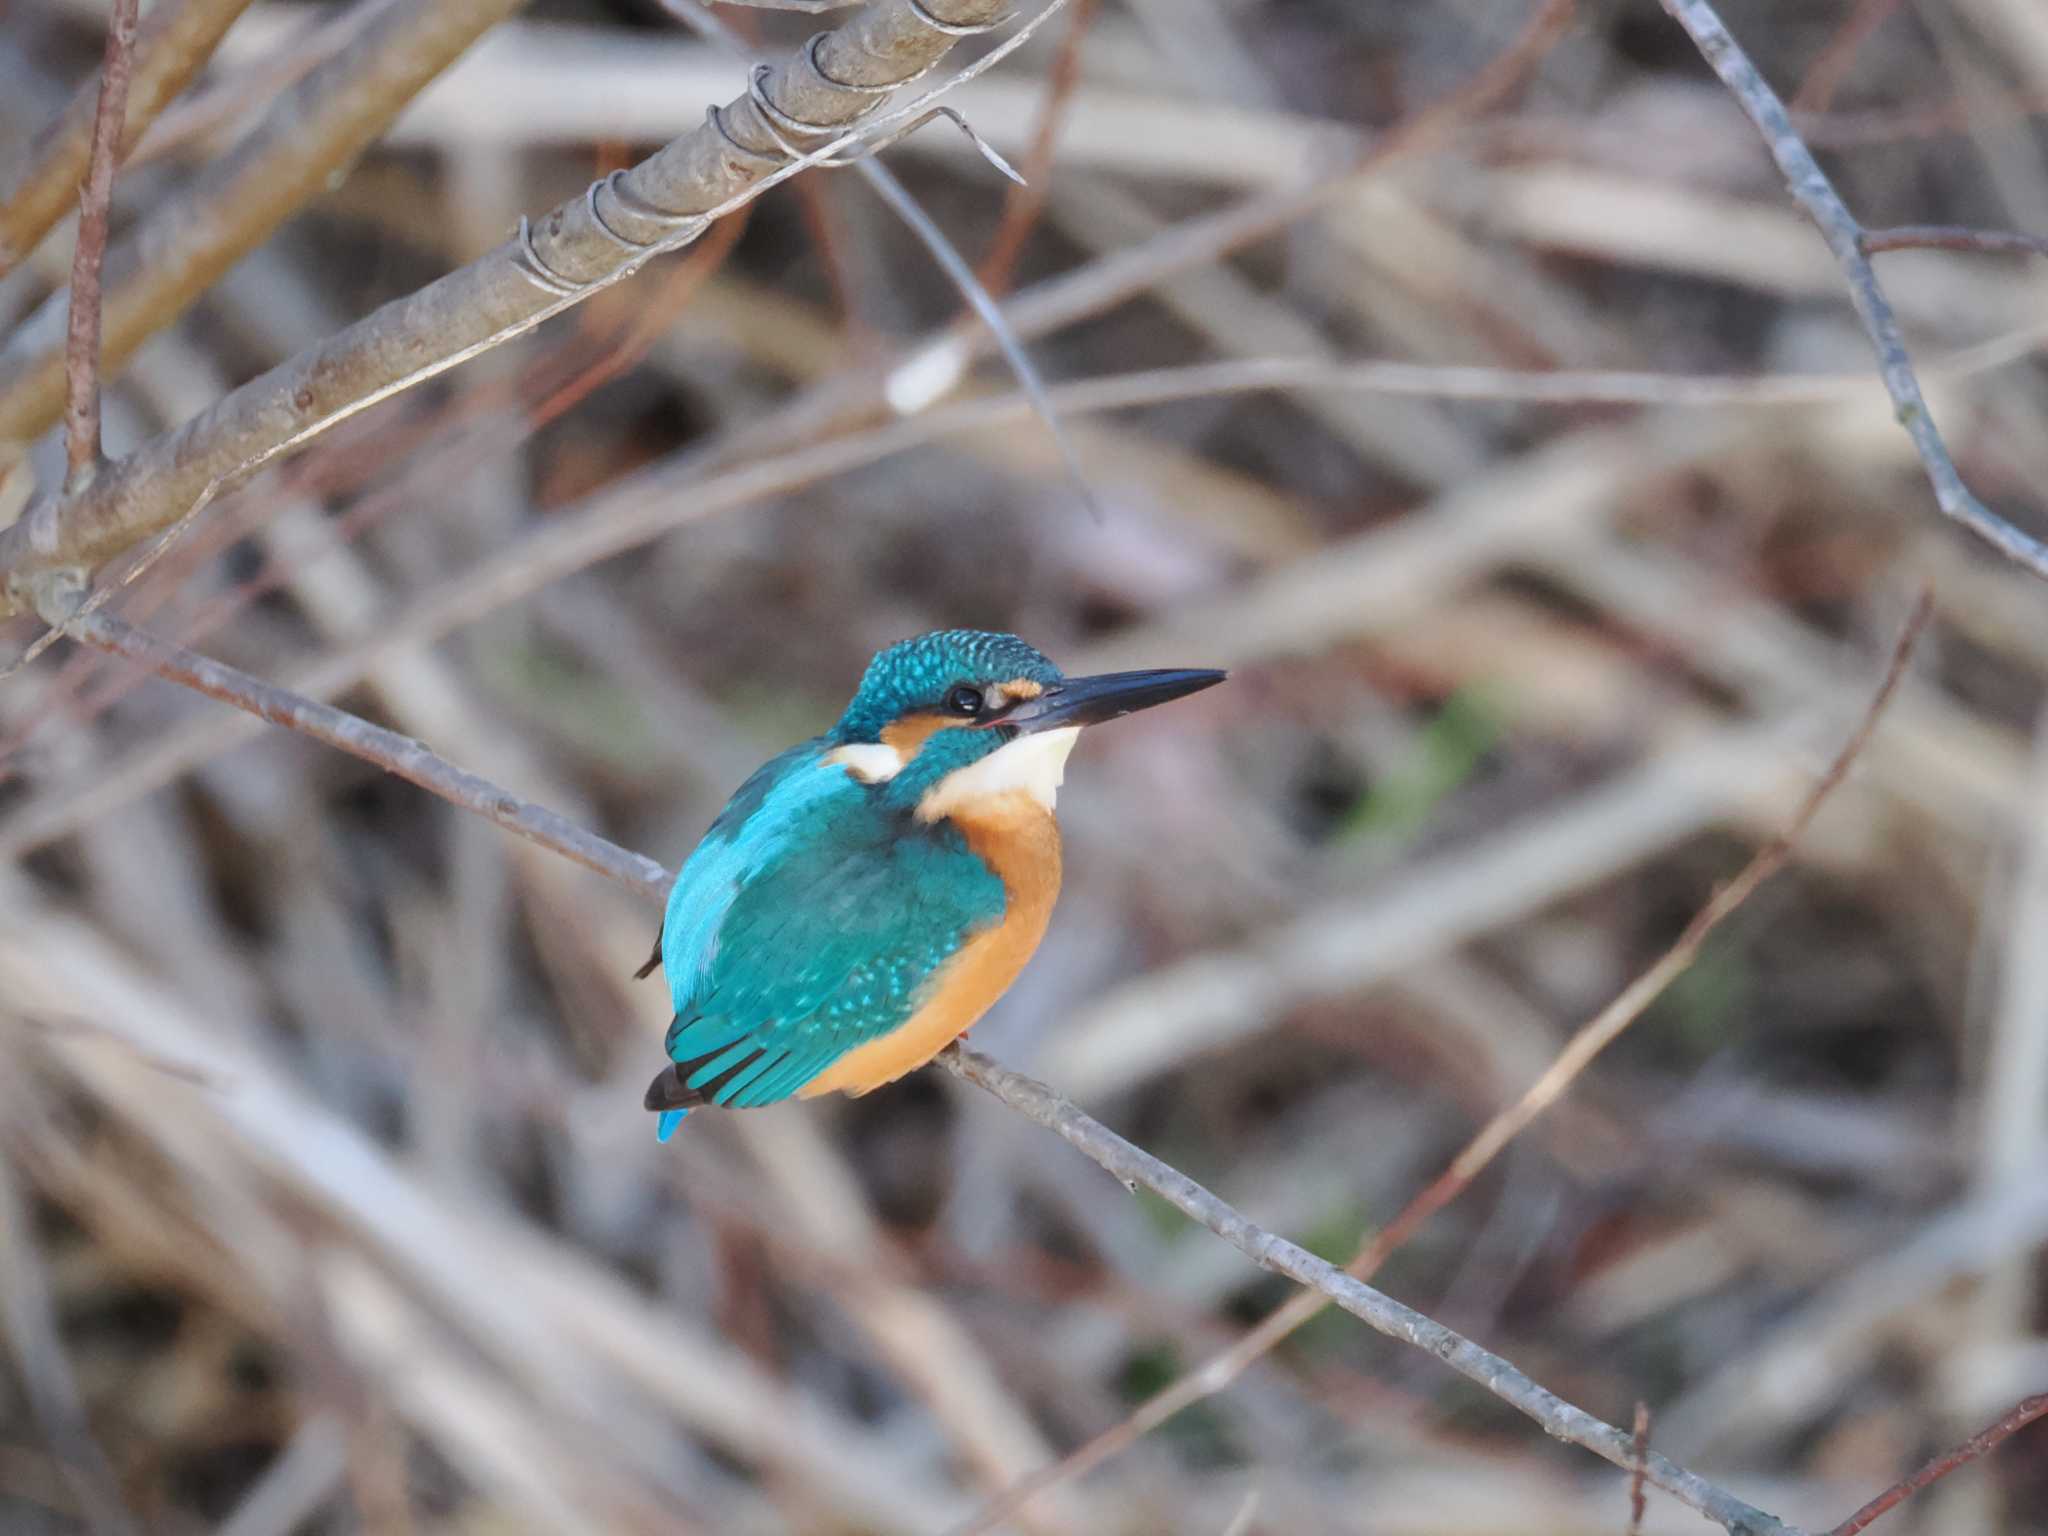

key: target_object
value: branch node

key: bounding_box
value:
[26,567,90,631]
[513,214,584,298]
[906,0,1013,36]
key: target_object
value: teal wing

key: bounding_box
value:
[649,748,1006,1118]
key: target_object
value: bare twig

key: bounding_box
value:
[63,0,142,492]
[0,0,258,277]
[852,155,1103,518]
[1824,1393,2048,1536]
[0,0,528,450]
[1860,224,2048,258]
[945,590,1931,1536]
[1787,0,1903,113]
[974,0,1100,294]
[1628,1403,1653,1536]
[882,0,1577,418]
[657,0,1101,513]
[1656,0,2048,580]
[0,0,1042,621]
[11,335,2025,847]
[937,1045,1802,1536]
[61,612,671,902]
[26,456,1936,1536]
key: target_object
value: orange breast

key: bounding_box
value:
[799,792,1062,1098]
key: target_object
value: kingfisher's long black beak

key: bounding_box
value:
[998,668,1226,732]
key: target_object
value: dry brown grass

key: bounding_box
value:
[2,1,2047,1531]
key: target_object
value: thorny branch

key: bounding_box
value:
[947,589,1933,1536]
[62,0,141,492]
[1656,0,2048,581]
[0,0,1046,621]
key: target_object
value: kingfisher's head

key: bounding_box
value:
[827,630,1223,820]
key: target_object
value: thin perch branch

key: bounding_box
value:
[936,1045,1802,1536]
[62,612,671,901]
[63,0,142,492]
[948,589,1931,1536]
[658,0,1099,513]
[43,539,1922,1536]
[1655,0,2048,580]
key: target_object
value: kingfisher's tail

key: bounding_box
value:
[655,1109,688,1142]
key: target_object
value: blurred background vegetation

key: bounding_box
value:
[2,0,2047,1530]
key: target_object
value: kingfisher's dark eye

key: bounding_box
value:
[944,685,984,717]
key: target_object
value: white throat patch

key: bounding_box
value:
[918,727,1080,822]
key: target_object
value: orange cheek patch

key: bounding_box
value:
[881,713,951,756]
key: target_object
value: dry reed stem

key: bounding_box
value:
[938,1045,1803,1536]
[1788,0,1905,113]
[0,0,258,277]
[39,572,1933,1536]
[0,0,1029,618]
[0,0,528,450]
[946,590,1930,1536]
[0,1130,143,1536]
[973,0,1100,294]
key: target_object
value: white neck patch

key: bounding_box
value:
[917,727,1080,822]
[827,741,906,783]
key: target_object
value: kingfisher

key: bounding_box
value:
[639,629,1223,1136]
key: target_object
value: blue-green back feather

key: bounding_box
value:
[658,742,1006,1116]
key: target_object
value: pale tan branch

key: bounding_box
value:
[0,0,259,277]
[0,0,1024,618]
[0,0,529,452]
